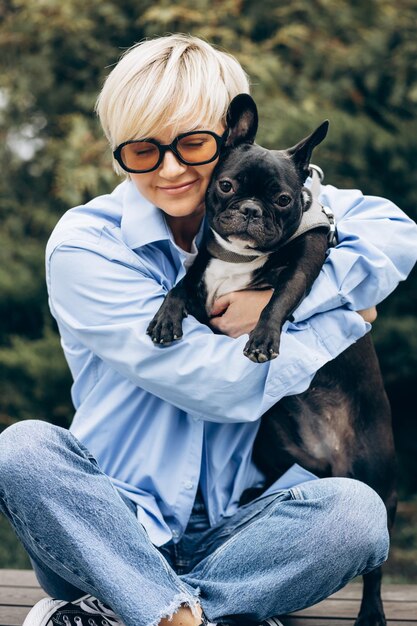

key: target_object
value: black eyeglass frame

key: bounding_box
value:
[113,130,227,174]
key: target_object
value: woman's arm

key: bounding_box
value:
[47,239,368,424]
[47,187,416,423]
[292,184,417,322]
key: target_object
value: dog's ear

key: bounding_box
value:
[224,94,258,148]
[287,121,329,181]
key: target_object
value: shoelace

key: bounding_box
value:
[61,616,110,626]
[77,596,123,625]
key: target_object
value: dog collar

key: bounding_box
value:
[206,233,264,263]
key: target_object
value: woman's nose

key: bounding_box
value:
[158,150,188,178]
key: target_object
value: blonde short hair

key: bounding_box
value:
[95,34,250,175]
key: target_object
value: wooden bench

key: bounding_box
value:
[0,569,416,625]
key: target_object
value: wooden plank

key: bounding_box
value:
[0,571,38,587]
[2,604,417,626]
[0,605,34,626]
[282,617,417,626]
[0,607,417,626]
[0,571,413,600]
[0,610,415,626]
[0,586,47,605]
[291,599,417,620]
[0,571,416,626]
[331,583,417,602]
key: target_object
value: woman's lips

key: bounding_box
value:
[158,180,198,195]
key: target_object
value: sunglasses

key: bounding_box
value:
[113,130,227,174]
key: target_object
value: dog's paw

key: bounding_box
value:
[146,306,187,345]
[354,610,386,626]
[243,327,281,363]
[354,618,386,626]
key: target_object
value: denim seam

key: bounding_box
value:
[3,501,103,598]
[289,486,304,500]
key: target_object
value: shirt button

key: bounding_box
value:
[172,529,179,538]
[184,481,193,490]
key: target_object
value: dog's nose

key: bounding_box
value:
[239,202,262,219]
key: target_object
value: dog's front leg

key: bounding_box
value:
[147,249,211,345]
[146,279,191,345]
[244,230,328,362]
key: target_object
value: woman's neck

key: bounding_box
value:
[165,212,205,253]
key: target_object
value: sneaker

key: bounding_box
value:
[259,619,285,626]
[22,593,125,625]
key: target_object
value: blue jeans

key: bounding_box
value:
[0,421,389,626]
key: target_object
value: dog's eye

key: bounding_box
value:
[278,194,292,207]
[218,180,233,193]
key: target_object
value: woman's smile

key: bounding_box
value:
[157,179,199,194]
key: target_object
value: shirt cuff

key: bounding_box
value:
[291,268,345,322]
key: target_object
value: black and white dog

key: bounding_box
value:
[147,94,396,626]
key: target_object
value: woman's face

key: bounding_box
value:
[130,124,224,220]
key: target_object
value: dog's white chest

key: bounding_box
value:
[204,256,268,313]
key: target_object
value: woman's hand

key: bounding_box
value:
[209,289,274,338]
[357,307,377,323]
[208,290,377,339]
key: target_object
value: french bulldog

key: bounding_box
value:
[147,94,330,361]
[147,94,396,626]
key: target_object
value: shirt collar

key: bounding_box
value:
[120,180,171,250]
[120,179,208,252]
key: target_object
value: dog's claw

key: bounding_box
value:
[244,349,271,363]
[148,330,181,345]
[147,299,187,346]
[243,326,281,363]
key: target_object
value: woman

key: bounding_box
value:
[1,34,417,626]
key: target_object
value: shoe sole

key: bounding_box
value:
[22,598,67,626]
[22,595,91,626]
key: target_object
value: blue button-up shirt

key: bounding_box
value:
[45,179,417,546]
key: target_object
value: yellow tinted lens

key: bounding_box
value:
[177,133,217,164]
[121,142,159,171]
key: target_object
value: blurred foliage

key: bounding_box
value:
[383,500,417,583]
[0,514,31,569]
[0,0,416,575]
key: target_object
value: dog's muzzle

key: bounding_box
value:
[238,201,263,220]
